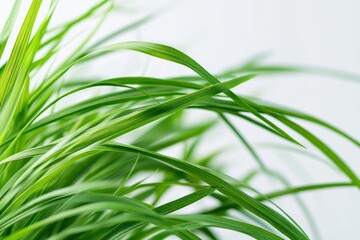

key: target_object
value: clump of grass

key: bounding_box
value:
[0,1,358,239]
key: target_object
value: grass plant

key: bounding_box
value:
[0,1,358,239]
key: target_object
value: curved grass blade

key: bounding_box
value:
[274,116,360,187]
[168,214,283,240]
[98,143,309,240]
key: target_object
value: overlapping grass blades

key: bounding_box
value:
[0,1,358,239]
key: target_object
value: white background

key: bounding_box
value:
[1,0,360,239]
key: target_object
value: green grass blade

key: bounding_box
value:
[99,143,309,240]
